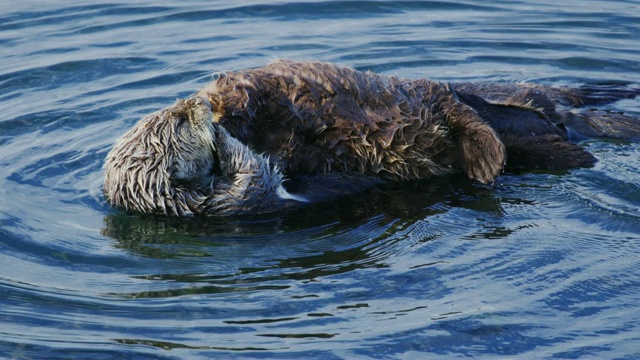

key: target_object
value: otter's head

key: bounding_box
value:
[104,96,306,216]
[104,97,219,216]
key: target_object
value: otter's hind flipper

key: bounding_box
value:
[452,88,566,139]
[451,88,597,170]
[502,134,596,171]
[485,83,640,141]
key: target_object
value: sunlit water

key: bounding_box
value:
[1,1,640,359]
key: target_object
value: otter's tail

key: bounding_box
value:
[560,110,640,142]
[455,81,640,109]
[549,83,640,108]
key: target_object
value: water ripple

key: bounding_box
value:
[1,0,640,358]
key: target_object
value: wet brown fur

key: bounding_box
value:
[199,60,505,183]
[104,60,640,216]
[104,97,301,216]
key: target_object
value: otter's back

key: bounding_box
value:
[200,60,459,179]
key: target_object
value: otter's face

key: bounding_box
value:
[103,97,218,215]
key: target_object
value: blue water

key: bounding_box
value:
[1,1,640,359]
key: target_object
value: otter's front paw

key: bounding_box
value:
[459,127,506,184]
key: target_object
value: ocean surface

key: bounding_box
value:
[1,1,640,359]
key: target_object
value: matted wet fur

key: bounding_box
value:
[201,60,505,183]
[104,97,305,216]
[104,60,640,216]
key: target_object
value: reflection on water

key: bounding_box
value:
[100,177,496,300]
[1,0,640,358]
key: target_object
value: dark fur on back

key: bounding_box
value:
[199,60,505,183]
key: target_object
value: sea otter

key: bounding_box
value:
[103,60,640,216]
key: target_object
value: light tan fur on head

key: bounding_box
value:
[103,96,303,216]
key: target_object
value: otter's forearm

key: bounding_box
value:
[204,125,306,215]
